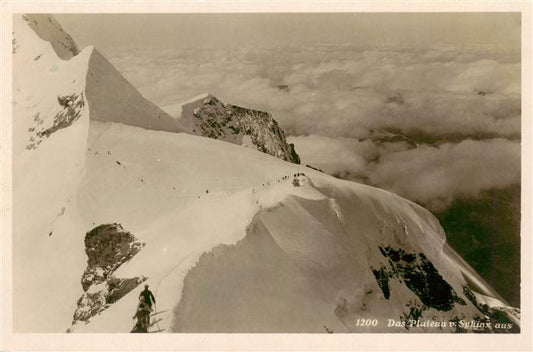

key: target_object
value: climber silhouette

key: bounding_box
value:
[132,296,151,333]
[139,284,156,309]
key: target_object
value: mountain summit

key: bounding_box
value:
[178,94,300,164]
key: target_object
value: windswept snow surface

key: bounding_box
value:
[170,176,480,333]
[16,115,507,332]
[85,49,188,134]
[72,123,489,333]
[72,121,305,332]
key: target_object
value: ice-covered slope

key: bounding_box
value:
[172,94,300,164]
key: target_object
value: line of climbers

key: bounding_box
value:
[131,285,156,333]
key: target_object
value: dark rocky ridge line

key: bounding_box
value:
[184,95,300,164]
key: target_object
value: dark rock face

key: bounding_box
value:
[371,267,391,299]
[73,224,145,323]
[184,95,300,164]
[370,246,520,333]
[84,223,142,271]
[288,143,300,164]
[372,245,466,311]
[39,94,85,138]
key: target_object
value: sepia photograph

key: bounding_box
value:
[1,1,532,351]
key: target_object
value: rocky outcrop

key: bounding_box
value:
[26,93,85,150]
[181,94,300,164]
[460,286,520,333]
[369,245,520,332]
[73,224,145,323]
[372,245,466,311]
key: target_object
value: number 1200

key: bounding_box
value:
[355,318,378,327]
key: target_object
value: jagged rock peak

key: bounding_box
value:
[181,94,300,164]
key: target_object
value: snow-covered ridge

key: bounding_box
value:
[18,14,298,164]
[17,14,187,135]
[85,48,187,133]
[69,128,518,332]
[161,93,210,118]
[21,14,79,60]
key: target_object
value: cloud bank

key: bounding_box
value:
[368,138,520,210]
[105,44,520,210]
[289,135,520,210]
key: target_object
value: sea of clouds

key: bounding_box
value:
[105,44,520,210]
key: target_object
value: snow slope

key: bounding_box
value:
[161,93,210,118]
[11,13,185,332]
[12,15,92,332]
[69,121,513,333]
[11,14,518,334]
[85,49,187,133]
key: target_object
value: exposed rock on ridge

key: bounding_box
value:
[73,224,145,324]
[181,94,300,164]
[371,245,466,310]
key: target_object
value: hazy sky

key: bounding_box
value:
[55,13,521,52]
